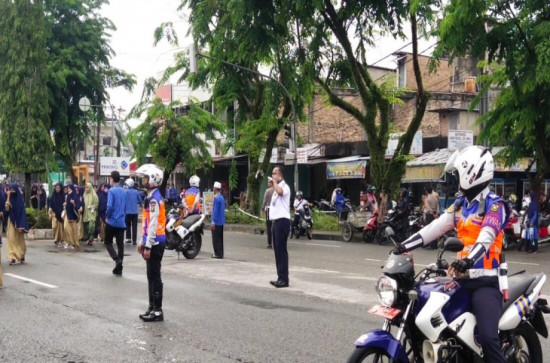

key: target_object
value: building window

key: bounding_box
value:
[102,137,112,146]
[397,56,406,88]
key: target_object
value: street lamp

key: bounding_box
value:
[78,96,116,182]
[190,49,299,192]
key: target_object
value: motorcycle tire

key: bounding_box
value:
[182,233,202,259]
[342,222,354,242]
[362,229,375,243]
[346,347,392,363]
[376,228,389,245]
[307,228,313,240]
[503,233,516,251]
[503,322,543,363]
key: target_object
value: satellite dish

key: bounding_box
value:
[79,96,91,112]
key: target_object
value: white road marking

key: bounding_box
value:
[4,273,58,288]
[508,261,540,266]
[289,242,341,248]
[365,258,382,262]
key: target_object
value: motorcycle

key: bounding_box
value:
[362,210,379,243]
[375,209,408,246]
[407,208,425,238]
[347,232,550,363]
[291,205,313,240]
[165,204,205,259]
[503,208,522,250]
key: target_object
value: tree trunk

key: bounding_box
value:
[24,172,31,208]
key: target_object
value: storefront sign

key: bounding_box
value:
[202,191,214,215]
[494,158,536,172]
[326,160,366,179]
[297,148,308,164]
[386,131,422,156]
[100,157,130,176]
[448,130,473,151]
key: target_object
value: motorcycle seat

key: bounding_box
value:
[182,214,202,229]
[502,274,537,311]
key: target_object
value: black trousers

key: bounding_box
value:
[265,208,272,246]
[147,243,165,294]
[272,218,290,283]
[460,276,504,363]
[212,225,224,257]
[105,224,125,262]
[125,214,138,243]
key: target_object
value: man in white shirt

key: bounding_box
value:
[269,166,291,288]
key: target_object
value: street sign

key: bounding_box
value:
[100,157,130,176]
[78,96,91,112]
[448,130,473,151]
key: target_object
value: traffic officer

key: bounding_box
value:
[136,164,166,322]
[395,146,508,363]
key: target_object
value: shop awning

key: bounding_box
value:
[326,156,369,179]
[403,148,451,183]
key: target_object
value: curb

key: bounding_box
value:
[222,224,343,242]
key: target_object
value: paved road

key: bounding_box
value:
[2,231,550,362]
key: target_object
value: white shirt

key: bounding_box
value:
[269,180,291,220]
[293,198,308,212]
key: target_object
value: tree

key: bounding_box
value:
[170,0,314,213]
[293,0,435,195]
[433,0,550,194]
[0,0,53,205]
[128,89,225,196]
[44,0,136,182]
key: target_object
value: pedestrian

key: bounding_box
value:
[211,181,225,259]
[0,185,6,286]
[136,164,166,322]
[35,185,47,210]
[396,146,508,362]
[5,183,29,265]
[424,186,440,249]
[377,189,389,225]
[166,182,178,207]
[48,182,65,247]
[83,182,99,246]
[124,178,142,245]
[76,185,85,242]
[105,171,127,275]
[261,177,275,248]
[269,166,291,288]
[30,184,38,210]
[97,183,110,243]
[63,183,81,250]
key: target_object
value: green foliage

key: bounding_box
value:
[228,160,238,191]
[434,0,550,183]
[0,0,53,173]
[128,96,225,191]
[311,210,340,232]
[25,208,37,229]
[25,208,52,229]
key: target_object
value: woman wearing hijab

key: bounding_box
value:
[30,184,39,210]
[75,186,85,242]
[63,184,81,250]
[37,185,47,210]
[98,183,110,242]
[48,183,65,247]
[83,182,99,245]
[5,183,29,264]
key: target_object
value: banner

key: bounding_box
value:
[386,131,422,156]
[202,191,215,215]
[100,157,131,176]
[326,160,366,179]
[448,130,473,151]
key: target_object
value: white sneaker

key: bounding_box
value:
[69,245,75,250]
[63,243,69,249]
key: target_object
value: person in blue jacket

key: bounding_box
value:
[124,178,142,245]
[105,171,127,275]
[210,181,225,259]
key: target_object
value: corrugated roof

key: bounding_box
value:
[407,148,453,167]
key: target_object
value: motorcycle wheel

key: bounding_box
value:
[376,228,389,245]
[182,233,202,259]
[503,322,543,363]
[307,228,313,240]
[362,229,375,243]
[503,233,516,251]
[347,347,392,363]
[342,222,354,242]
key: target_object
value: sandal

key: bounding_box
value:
[20,257,25,264]
[9,259,16,265]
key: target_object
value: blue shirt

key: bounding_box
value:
[125,188,142,215]
[211,193,225,226]
[106,184,126,228]
[167,187,178,200]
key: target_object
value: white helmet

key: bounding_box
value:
[135,164,164,188]
[189,175,200,187]
[445,146,494,192]
[124,178,135,188]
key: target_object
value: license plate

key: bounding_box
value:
[368,305,401,320]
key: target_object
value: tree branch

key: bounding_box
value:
[316,76,365,124]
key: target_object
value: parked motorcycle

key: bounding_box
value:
[347,234,550,363]
[375,209,408,245]
[362,210,379,243]
[407,208,425,238]
[291,205,313,240]
[503,208,522,250]
[165,204,205,259]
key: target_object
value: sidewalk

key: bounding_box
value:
[223,223,343,242]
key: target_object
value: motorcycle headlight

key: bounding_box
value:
[376,276,398,307]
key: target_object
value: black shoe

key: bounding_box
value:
[132,242,137,246]
[141,309,164,322]
[267,244,272,249]
[125,240,132,244]
[112,260,123,275]
[211,254,223,259]
[139,306,153,320]
[272,280,289,288]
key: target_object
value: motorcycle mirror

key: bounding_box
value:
[443,237,464,252]
[385,226,395,237]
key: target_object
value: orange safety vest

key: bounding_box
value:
[454,194,506,270]
[184,187,201,215]
[142,189,166,243]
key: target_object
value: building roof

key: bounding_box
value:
[406,148,453,167]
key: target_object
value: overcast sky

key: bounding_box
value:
[101,1,434,125]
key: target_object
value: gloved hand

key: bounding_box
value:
[450,258,473,274]
[392,243,407,255]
